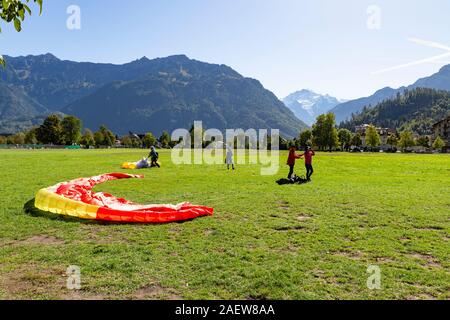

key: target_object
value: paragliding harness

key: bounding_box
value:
[136,158,151,169]
[276,175,309,185]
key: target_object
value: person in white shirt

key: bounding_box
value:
[226,145,235,170]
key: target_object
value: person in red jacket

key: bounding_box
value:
[287,146,302,179]
[299,146,316,181]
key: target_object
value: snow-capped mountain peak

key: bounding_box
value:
[283,89,343,126]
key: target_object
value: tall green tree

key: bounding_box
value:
[432,136,445,151]
[298,130,313,149]
[10,132,25,144]
[326,114,339,151]
[351,133,363,147]
[312,114,326,150]
[61,115,82,145]
[0,135,6,144]
[24,128,37,144]
[142,132,156,148]
[121,136,133,148]
[387,134,398,147]
[36,114,63,145]
[312,113,338,151]
[131,137,141,148]
[189,124,206,148]
[80,129,95,148]
[398,130,415,152]
[94,131,104,147]
[365,125,381,149]
[159,130,170,148]
[93,125,115,147]
[416,136,430,148]
[338,128,352,151]
[0,0,43,66]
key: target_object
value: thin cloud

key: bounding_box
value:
[429,60,450,64]
[408,38,450,51]
[373,38,450,74]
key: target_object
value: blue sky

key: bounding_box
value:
[1,0,449,99]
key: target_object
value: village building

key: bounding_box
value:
[355,124,397,148]
[433,116,450,152]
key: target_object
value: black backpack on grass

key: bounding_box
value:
[276,175,308,185]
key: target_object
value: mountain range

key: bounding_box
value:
[2,53,449,136]
[0,54,307,137]
[330,64,450,123]
[283,89,344,126]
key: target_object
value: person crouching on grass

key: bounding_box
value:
[149,146,161,168]
[299,146,315,181]
[287,146,302,179]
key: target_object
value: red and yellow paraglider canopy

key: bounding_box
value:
[35,173,213,223]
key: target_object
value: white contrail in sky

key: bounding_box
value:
[408,38,450,51]
[373,38,450,74]
[373,52,450,74]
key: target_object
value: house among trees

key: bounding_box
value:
[355,124,396,148]
[433,116,450,152]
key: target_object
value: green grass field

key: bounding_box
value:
[0,149,448,300]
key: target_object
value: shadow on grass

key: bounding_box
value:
[23,199,197,225]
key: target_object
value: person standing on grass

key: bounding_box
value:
[226,145,235,170]
[287,146,302,179]
[149,146,161,168]
[299,146,315,181]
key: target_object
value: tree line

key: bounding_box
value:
[0,114,173,149]
[0,113,445,152]
[286,113,445,152]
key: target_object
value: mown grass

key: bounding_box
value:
[0,149,448,300]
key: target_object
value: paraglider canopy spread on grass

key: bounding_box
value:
[34,173,213,223]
